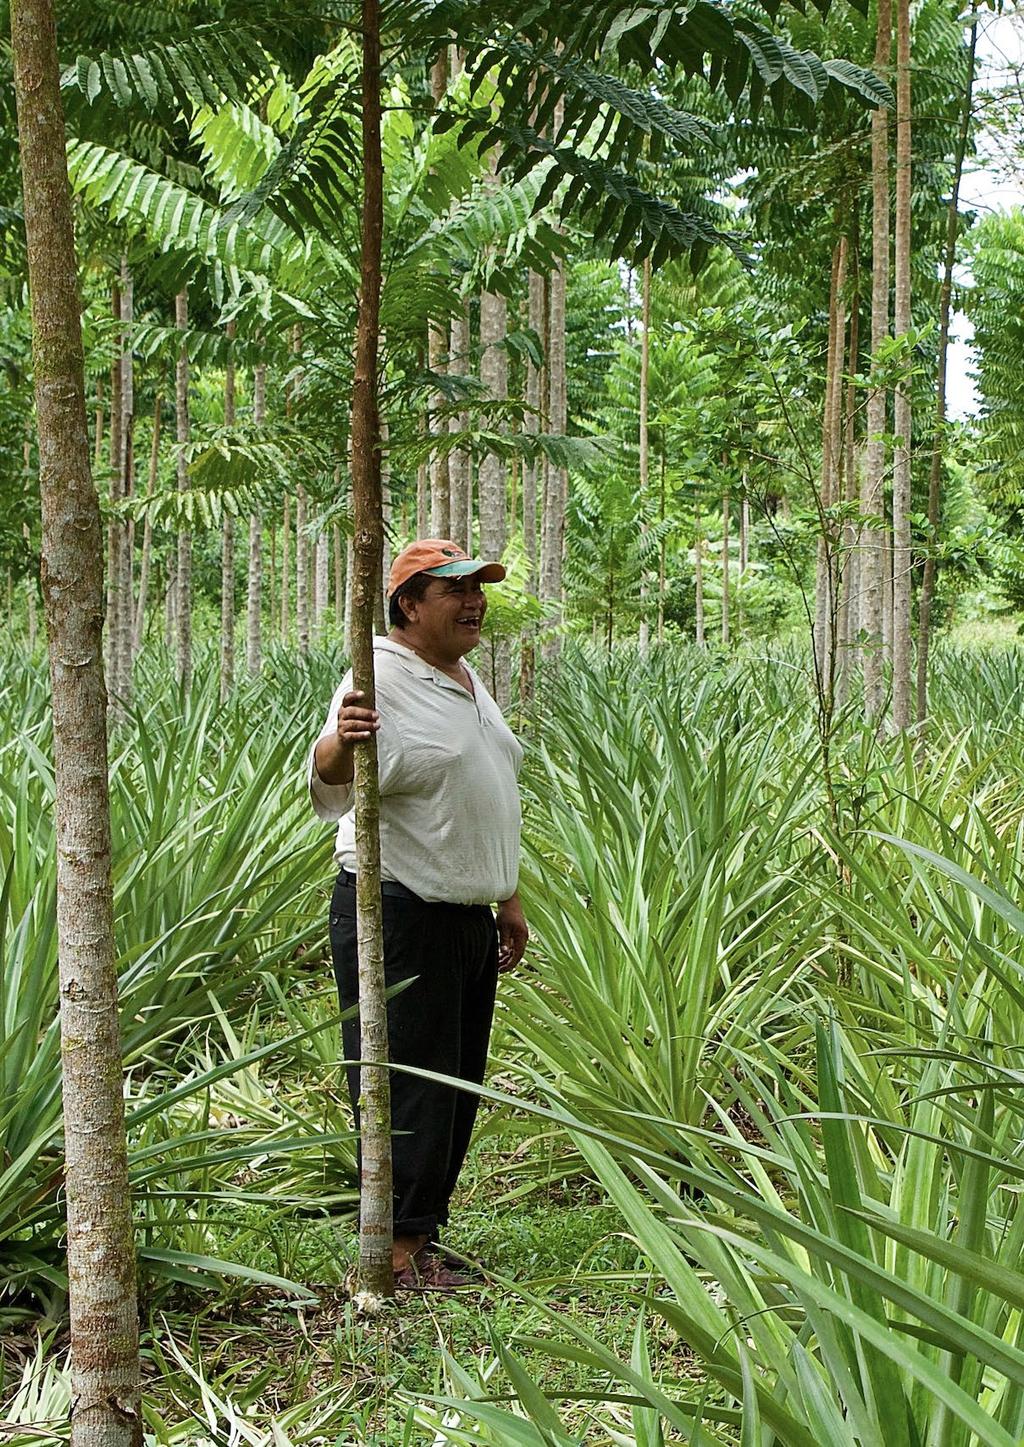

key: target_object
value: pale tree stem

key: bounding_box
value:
[132,385,161,657]
[917,4,977,726]
[246,362,266,675]
[11,0,141,1440]
[694,495,705,648]
[105,282,121,695]
[638,253,651,654]
[116,259,134,705]
[281,494,291,642]
[862,0,891,724]
[721,487,730,647]
[479,268,509,706]
[175,288,191,694]
[890,0,913,730]
[540,180,567,663]
[220,323,236,704]
[449,303,471,551]
[334,523,345,630]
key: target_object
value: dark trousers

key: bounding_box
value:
[329,870,498,1239]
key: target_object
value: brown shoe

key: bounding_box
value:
[394,1251,473,1293]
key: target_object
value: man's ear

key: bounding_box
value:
[398,592,417,625]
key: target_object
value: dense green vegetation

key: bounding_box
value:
[4,637,1024,1442]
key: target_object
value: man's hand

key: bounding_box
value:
[496,892,529,972]
[314,690,380,784]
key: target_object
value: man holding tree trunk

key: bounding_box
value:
[309,539,528,1291]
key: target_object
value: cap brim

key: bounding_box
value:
[425,559,506,583]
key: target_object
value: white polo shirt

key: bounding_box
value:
[308,637,523,905]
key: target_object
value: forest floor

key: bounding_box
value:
[133,1110,700,1444]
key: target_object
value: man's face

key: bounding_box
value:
[406,575,487,659]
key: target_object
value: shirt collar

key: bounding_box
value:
[374,636,481,692]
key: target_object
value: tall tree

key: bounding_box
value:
[478,278,509,704]
[220,326,236,703]
[246,363,265,674]
[916,5,978,724]
[638,254,651,654]
[350,0,393,1300]
[174,287,192,693]
[11,0,141,1440]
[890,0,913,728]
[861,0,892,722]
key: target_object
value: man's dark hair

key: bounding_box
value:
[389,572,434,629]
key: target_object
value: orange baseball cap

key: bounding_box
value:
[387,539,506,597]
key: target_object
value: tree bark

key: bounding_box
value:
[174,288,192,694]
[540,226,567,661]
[11,0,141,1440]
[105,283,121,695]
[246,363,266,675]
[721,488,730,646]
[296,485,310,654]
[638,253,651,654]
[837,260,861,707]
[916,5,977,724]
[220,328,236,703]
[281,495,291,642]
[862,0,892,724]
[890,0,913,729]
[694,497,705,648]
[132,386,160,657]
[334,523,345,630]
[448,303,471,551]
[428,52,450,537]
[351,0,393,1299]
[479,282,509,706]
[115,260,134,704]
[814,236,848,698]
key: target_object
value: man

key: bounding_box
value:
[308,538,528,1291]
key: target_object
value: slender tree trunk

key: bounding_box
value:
[862,0,892,723]
[721,488,730,646]
[296,485,310,654]
[449,303,471,550]
[524,270,545,587]
[351,0,393,1300]
[428,53,451,538]
[246,363,266,674]
[540,211,567,663]
[132,386,160,656]
[268,523,277,644]
[105,284,121,693]
[116,260,134,704]
[378,420,391,634]
[175,288,191,693]
[917,5,977,725]
[658,447,667,643]
[815,236,848,697]
[882,519,894,658]
[479,282,509,705]
[890,0,913,730]
[837,265,861,707]
[281,495,291,642]
[638,253,651,654]
[416,457,428,537]
[428,318,451,537]
[11,2,141,1441]
[93,376,104,473]
[334,523,345,629]
[220,328,236,703]
[694,498,705,648]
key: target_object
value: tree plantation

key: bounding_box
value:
[3,0,1024,1442]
